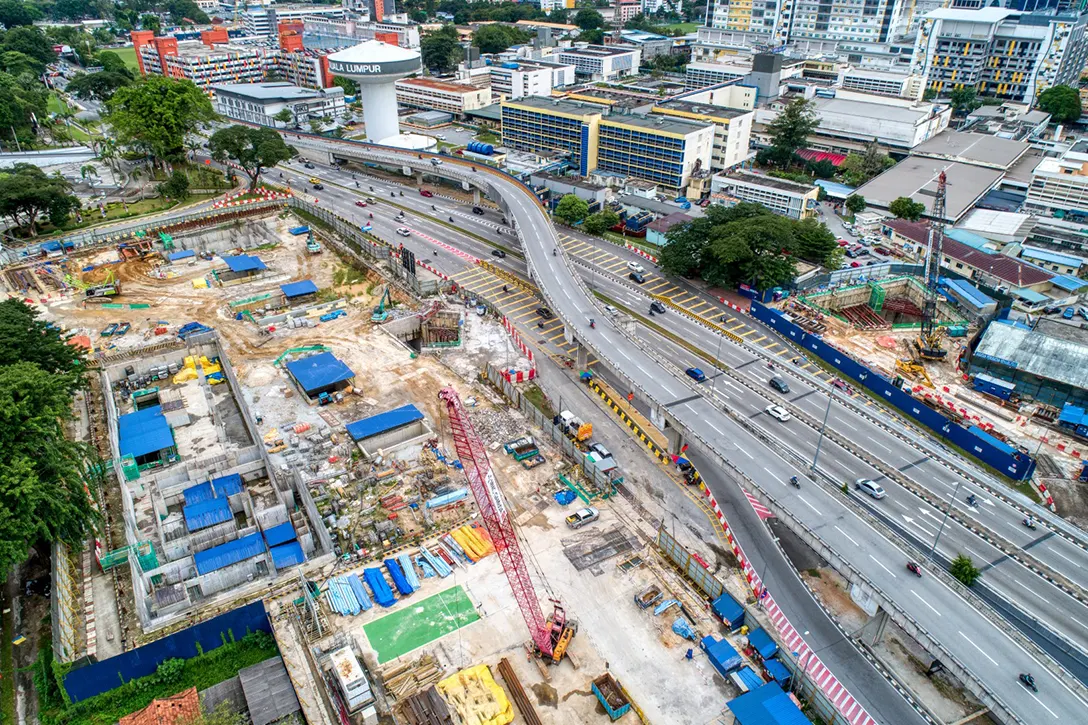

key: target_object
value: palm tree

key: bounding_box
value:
[80,165,99,187]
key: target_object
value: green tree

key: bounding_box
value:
[845,194,867,214]
[0,26,56,65]
[838,140,893,186]
[140,13,161,34]
[157,169,190,199]
[331,75,358,96]
[923,87,937,101]
[574,8,604,29]
[553,194,589,224]
[578,28,605,44]
[106,75,217,165]
[65,70,133,101]
[1,50,42,76]
[889,196,926,221]
[806,158,836,179]
[583,209,619,235]
[273,108,294,126]
[421,25,463,74]
[950,554,981,587]
[948,87,980,114]
[208,125,295,190]
[1037,84,1082,123]
[0,164,78,236]
[765,98,819,168]
[793,216,838,265]
[472,24,532,54]
[0,1,41,28]
[704,214,798,289]
[96,50,134,78]
[166,0,210,25]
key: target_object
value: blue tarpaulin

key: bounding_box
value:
[194,533,266,575]
[364,567,396,607]
[968,425,1017,456]
[222,254,267,273]
[168,250,196,262]
[732,666,765,692]
[384,558,414,595]
[270,541,305,569]
[346,404,424,441]
[183,482,215,505]
[764,658,791,685]
[728,682,809,725]
[701,635,742,677]
[118,405,175,459]
[263,521,297,547]
[285,352,355,394]
[211,473,243,497]
[748,627,778,660]
[183,497,232,532]
[711,592,745,630]
[281,280,318,298]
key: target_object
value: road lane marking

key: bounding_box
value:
[870,555,896,578]
[707,421,724,435]
[1049,548,1083,568]
[866,436,892,452]
[797,496,821,516]
[834,526,859,547]
[911,590,941,616]
[1027,690,1059,719]
[958,631,998,666]
[1015,580,1051,604]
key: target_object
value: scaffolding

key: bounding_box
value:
[99,541,159,572]
[868,282,885,313]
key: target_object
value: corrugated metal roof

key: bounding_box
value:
[748,627,778,660]
[285,351,355,393]
[346,404,424,441]
[269,541,305,569]
[281,280,318,298]
[223,254,267,273]
[263,521,296,547]
[184,497,232,532]
[167,250,196,262]
[728,682,809,725]
[238,657,301,725]
[1050,274,1088,292]
[194,533,266,575]
[118,406,175,459]
[183,481,215,506]
[764,658,791,684]
[943,278,994,308]
[1021,245,1084,267]
[733,666,765,692]
[975,319,1088,390]
[212,473,243,497]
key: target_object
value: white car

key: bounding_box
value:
[765,404,791,422]
[604,304,618,315]
[627,261,646,274]
[855,478,887,499]
[396,227,411,237]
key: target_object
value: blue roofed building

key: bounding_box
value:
[346,403,433,458]
[194,533,267,576]
[217,255,268,286]
[118,405,177,469]
[728,682,808,725]
[280,280,319,304]
[284,351,356,402]
[940,277,998,319]
[1018,245,1086,277]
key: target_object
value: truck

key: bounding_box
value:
[565,506,599,529]
[558,410,593,442]
[328,646,374,713]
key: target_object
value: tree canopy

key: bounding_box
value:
[66,70,133,102]
[838,140,893,186]
[0,70,46,144]
[889,196,926,221]
[574,8,604,29]
[583,209,619,235]
[208,125,295,190]
[1037,84,1082,123]
[472,24,532,54]
[660,203,838,289]
[845,194,867,214]
[554,194,589,225]
[0,163,79,236]
[948,87,980,114]
[0,1,41,28]
[421,25,463,74]
[0,299,98,579]
[331,75,358,96]
[765,98,819,168]
[106,75,216,164]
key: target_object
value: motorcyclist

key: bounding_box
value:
[449,216,454,222]
[1024,516,1035,528]
[355,181,359,187]
[589,319,595,329]
[432,205,436,210]
[967,494,977,506]
[1020,673,1036,690]
[790,476,799,487]
[368,213,373,218]
[370,186,374,191]
[553,248,557,256]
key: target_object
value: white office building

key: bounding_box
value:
[212,82,346,126]
[395,77,491,116]
[488,60,570,101]
[553,45,641,82]
[708,0,911,45]
[242,4,346,37]
[1026,140,1088,217]
[711,172,819,219]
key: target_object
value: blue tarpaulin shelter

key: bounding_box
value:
[364,567,396,607]
[118,406,175,460]
[183,497,232,532]
[701,635,742,677]
[711,592,745,630]
[263,521,297,547]
[281,280,318,298]
[728,682,808,725]
[347,404,424,441]
[168,250,196,262]
[384,558,413,595]
[223,255,267,273]
[183,473,243,505]
[748,627,778,660]
[764,658,791,686]
[285,352,355,395]
[194,533,266,575]
[270,541,305,569]
[732,666,765,692]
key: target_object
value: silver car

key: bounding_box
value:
[855,478,887,499]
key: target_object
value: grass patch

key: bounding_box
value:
[601,231,659,255]
[47,93,69,115]
[475,131,499,144]
[522,383,555,418]
[333,265,367,287]
[664,22,699,33]
[40,630,278,725]
[110,46,139,71]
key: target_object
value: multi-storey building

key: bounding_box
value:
[911,7,1088,105]
[500,97,603,173]
[1026,140,1088,217]
[213,82,345,126]
[651,99,754,171]
[685,60,753,89]
[241,4,345,37]
[395,77,491,116]
[708,0,911,45]
[488,60,570,101]
[595,114,715,192]
[135,37,266,90]
[553,45,642,82]
[841,67,924,98]
[303,17,420,48]
[711,171,819,218]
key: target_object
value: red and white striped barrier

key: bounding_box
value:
[700,484,876,725]
[416,260,450,281]
[625,243,658,264]
[411,229,479,262]
[498,315,536,383]
[211,187,292,209]
[718,298,748,313]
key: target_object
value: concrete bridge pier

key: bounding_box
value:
[472,189,481,205]
[666,425,685,456]
[576,344,589,372]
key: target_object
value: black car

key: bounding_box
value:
[650,300,666,314]
[1044,305,1062,315]
[312,183,324,190]
[536,307,553,319]
[491,249,506,259]
[629,271,645,284]
[304,162,315,169]
[472,206,485,215]
[769,375,790,393]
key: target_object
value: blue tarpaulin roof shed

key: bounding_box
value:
[270,541,305,569]
[223,255,267,273]
[764,658,791,685]
[748,627,778,660]
[194,533,266,575]
[263,521,297,547]
[346,404,424,441]
[701,635,742,678]
[168,250,196,262]
[711,592,745,630]
[118,405,174,459]
[41,241,62,252]
[728,682,809,725]
[184,497,232,532]
[285,352,355,394]
[281,280,318,298]
[1050,274,1088,292]
[212,473,243,497]
[942,278,994,309]
[732,666,765,692]
[183,482,215,505]
[182,473,243,505]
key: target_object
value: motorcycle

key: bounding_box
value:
[552,248,557,256]
[767,362,775,370]
[1019,673,1038,693]
[589,319,596,329]
[355,181,359,187]
[789,476,800,489]
[399,191,404,196]
[368,213,373,219]
[370,186,374,192]
[432,205,436,210]
[1023,517,1037,531]
[449,216,455,222]
[906,561,922,577]
[966,494,977,507]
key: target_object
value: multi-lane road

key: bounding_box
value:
[277,141,1087,723]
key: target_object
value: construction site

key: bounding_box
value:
[21,194,803,725]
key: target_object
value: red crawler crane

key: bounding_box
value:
[438,387,576,662]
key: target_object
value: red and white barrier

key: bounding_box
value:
[499,315,536,383]
[412,229,479,262]
[211,187,292,209]
[416,260,450,281]
[624,243,658,264]
[700,484,876,725]
[717,297,748,313]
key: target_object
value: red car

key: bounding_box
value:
[850,261,860,268]
[420,189,433,197]
[355,200,367,207]
[837,239,849,246]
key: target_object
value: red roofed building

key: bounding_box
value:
[119,688,201,725]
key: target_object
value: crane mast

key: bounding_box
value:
[916,171,948,360]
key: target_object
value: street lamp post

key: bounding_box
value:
[929,479,962,562]
[811,390,833,471]
[710,331,724,396]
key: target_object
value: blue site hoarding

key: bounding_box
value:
[62,601,271,703]
[749,301,1035,480]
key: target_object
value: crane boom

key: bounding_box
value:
[917,171,948,359]
[438,387,554,656]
